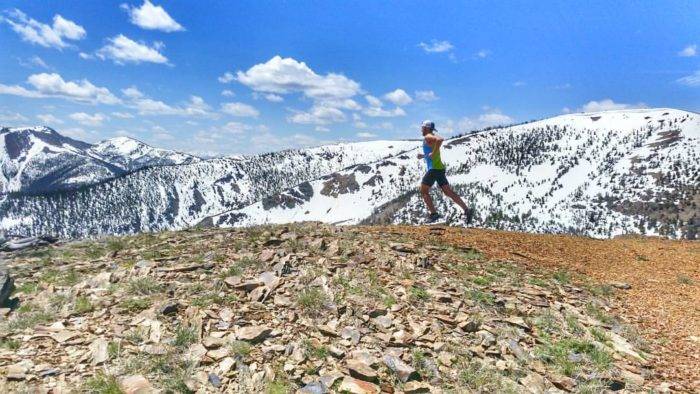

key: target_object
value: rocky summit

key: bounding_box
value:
[0,223,697,393]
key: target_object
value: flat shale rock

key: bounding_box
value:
[338,376,381,394]
[383,354,418,383]
[119,375,154,394]
[236,325,272,342]
[0,223,662,392]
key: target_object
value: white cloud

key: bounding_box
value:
[415,90,438,102]
[78,52,93,60]
[236,56,361,102]
[475,50,490,59]
[2,9,85,49]
[0,84,43,98]
[384,89,412,106]
[218,72,235,83]
[356,132,377,138]
[114,129,136,138]
[378,121,393,130]
[264,93,284,102]
[121,0,184,32]
[288,105,345,125]
[321,98,361,110]
[149,126,178,143]
[122,86,144,99]
[418,40,454,53]
[513,81,526,87]
[354,121,367,128]
[221,89,235,97]
[185,96,211,116]
[236,56,363,125]
[363,95,405,117]
[61,127,96,141]
[476,112,513,125]
[677,70,700,87]
[69,112,107,126]
[446,109,515,134]
[578,99,648,112]
[0,73,121,104]
[97,35,168,64]
[315,126,330,132]
[553,83,572,90]
[111,111,134,119]
[364,106,406,117]
[152,131,174,140]
[132,98,174,114]
[193,130,218,145]
[221,102,259,117]
[364,95,383,108]
[0,112,28,123]
[18,55,50,70]
[678,44,697,57]
[128,93,214,117]
[53,15,85,39]
[37,113,63,124]
[220,121,251,134]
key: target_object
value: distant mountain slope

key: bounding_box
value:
[0,127,199,195]
[208,108,699,239]
[0,140,416,237]
[87,136,198,172]
[0,126,122,194]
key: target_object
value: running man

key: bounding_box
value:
[417,120,474,224]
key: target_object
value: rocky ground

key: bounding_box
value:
[0,223,694,393]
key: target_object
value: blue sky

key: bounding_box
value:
[1,1,698,156]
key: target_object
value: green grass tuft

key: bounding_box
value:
[127,277,164,295]
[230,340,252,358]
[119,297,152,312]
[296,287,327,315]
[83,373,123,394]
[409,286,430,302]
[553,270,571,284]
[173,325,198,348]
[535,338,612,376]
[74,296,94,314]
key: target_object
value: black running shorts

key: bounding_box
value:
[421,169,449,187]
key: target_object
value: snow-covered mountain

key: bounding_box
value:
[87,136,198,172]
[208,108,699,239]
[0,127,198,195]
[0,139,416,237]
[1,108,697,239]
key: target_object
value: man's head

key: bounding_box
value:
[421,120,436,136]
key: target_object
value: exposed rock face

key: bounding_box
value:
[262,182,315,210]
[0,223,675,392]
[320,173,360,198]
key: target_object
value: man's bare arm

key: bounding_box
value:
[425,134,444,155]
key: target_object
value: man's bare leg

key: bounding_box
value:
[440,184,468,211]
[420,184,437,214]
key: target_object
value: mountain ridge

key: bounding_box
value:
[207,108,699,239]
[0,126,200,195]
[1,108,698,239]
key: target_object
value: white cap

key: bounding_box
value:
[421,120,436,131]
